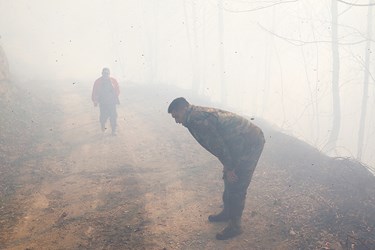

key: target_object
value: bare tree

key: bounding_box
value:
[218,0,227,105]
[191,0,201,93]
[200,1,208,95]
[324,0,341,153]
[148,0,159,85]
[183,0,201,93]
[357,0,373,160]
[0,45,9,82]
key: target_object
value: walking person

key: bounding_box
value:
[92,67,120,135]
[168,97,265,240]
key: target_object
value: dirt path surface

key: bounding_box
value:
[1,82,375,250]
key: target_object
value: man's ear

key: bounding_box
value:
[182,105,189,112]
[180,106,187,115]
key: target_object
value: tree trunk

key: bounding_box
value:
[218,0,227,105]
[183,0,197,91]
[0,43,10,82]
[325,0,341,153]
[191,0,201,93]
[150,0,158,84]
[357,0,373,160]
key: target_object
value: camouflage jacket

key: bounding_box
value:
[183,105,264,170]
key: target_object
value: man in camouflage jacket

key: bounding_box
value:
[168,97,265,240]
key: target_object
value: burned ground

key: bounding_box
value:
[0,81,374,250]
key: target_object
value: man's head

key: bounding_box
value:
[102,67,110,78]
[168,97,190,124]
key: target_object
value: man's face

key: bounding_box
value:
[171,108,187,124]
[102,69,110,78]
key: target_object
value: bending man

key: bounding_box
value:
[168,97,265,240]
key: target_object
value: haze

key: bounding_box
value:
[1,0,374,170]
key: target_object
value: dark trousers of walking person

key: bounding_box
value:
[99,103,117,133]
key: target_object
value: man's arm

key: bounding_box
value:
[111,78,120,96]
[92,79,100,106]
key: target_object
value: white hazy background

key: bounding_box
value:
[1,0,374,169]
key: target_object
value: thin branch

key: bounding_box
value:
[354,53,375,83]
[337,0,375,7]
[258,22,373,46]
[220,0,299,13]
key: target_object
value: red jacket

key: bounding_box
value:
[92,77,120,105]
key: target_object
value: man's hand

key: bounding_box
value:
[225,170,238,183]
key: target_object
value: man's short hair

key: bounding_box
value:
[168,97,189,113]
[102,67,110,74]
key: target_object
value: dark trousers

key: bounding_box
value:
[99,103,117,132]
[223,138,265,219]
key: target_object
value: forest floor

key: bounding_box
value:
[0,80,374,250]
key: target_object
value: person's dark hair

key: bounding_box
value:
[102,67,110,75]
[168,97,189,113]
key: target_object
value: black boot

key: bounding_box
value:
[208,210,230,222]
[216,218,242,240]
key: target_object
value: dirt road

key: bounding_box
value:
[1,83,269,250]
[2,82,374,250]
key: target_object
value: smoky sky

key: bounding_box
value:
[0,0,374,169]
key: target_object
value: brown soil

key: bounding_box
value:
[1,82,374,250]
